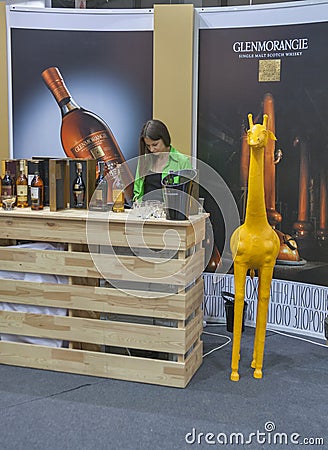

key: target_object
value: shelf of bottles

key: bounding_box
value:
[0,157,129,215]
[0,203,206,387]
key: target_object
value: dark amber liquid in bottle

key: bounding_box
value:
[41,67,133,204]
[2,171,14,197]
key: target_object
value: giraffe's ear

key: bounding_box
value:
[268,130,277,141]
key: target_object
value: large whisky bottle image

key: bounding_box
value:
[41,67,133,203]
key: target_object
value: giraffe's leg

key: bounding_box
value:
[230,264,248,382]
[251,277,261,369]
[251,328,258,369]
[252,265,274,379]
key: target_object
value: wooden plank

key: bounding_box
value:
[0,207,207,225]
[0,277,204,320]
[184,279,204,319]
[186,218,206,248]
[182,248,205,286]
[0,216,192,249]
[182,340,203,387]
[185,309,203,351]
[0,340,199,387]
[0,310,194,353]
[0,247,204,285]
[0,209,208,250]
[0,216,87,244]
[88,220,190,250]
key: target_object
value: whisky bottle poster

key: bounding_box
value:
[197,16,328,287]
[8,13,153,165]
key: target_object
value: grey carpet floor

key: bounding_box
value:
[0,326,327,450]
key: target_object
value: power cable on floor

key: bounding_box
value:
[266,326,328,349]
[202,325,232,358]
[201,321,327,358]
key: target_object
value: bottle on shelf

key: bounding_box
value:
[112,164,125,213]
[41,66,133,205]
[90,160,108,211]
[16,160,29,208]
[72,162,85,208]
[2,170,14,200]
[30,170,44,210]
[106,160,119,205]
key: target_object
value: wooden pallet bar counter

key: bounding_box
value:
[0,207,206,387]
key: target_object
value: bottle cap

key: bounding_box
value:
[41,67,70,103]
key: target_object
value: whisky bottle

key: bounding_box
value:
[2,171,14,198]
[30,171,44,210]
[41,67,133,204]
[90,161,108,211]
[106,160,118,204]
[112,164,125,213]
[16,160,28,208]
[72,162,85,208]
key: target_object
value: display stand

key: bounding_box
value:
[0,208,206,387]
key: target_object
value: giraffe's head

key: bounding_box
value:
[247,113,276,150]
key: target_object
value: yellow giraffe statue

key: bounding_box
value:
[230,113,280,381]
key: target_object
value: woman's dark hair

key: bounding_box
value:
[139,119,171,156]
[138,119,171,176]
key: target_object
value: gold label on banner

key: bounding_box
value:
[258,59,281,82]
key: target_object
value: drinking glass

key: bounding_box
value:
[2,195,16,211]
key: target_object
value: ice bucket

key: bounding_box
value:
[161,169,198,220]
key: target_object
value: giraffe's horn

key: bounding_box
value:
[263,114,268,128]
[248,113,253,128]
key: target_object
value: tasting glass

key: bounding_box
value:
[2,195,16,211]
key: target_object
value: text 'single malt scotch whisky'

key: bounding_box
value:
[72,162,85,208]
[30,171,44,210]
[16,160,29,208]
[41,67,133,204]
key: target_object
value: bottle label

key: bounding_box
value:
[112,188,124,212]
[112,189,123,202]
[2,186,13,196]
[71,131,111,159]
[95,190,103,201]
[31,186,40,201]
[90,145,105,159]
[17,186,28,197]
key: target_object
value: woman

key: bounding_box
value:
[133,119,192,202]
